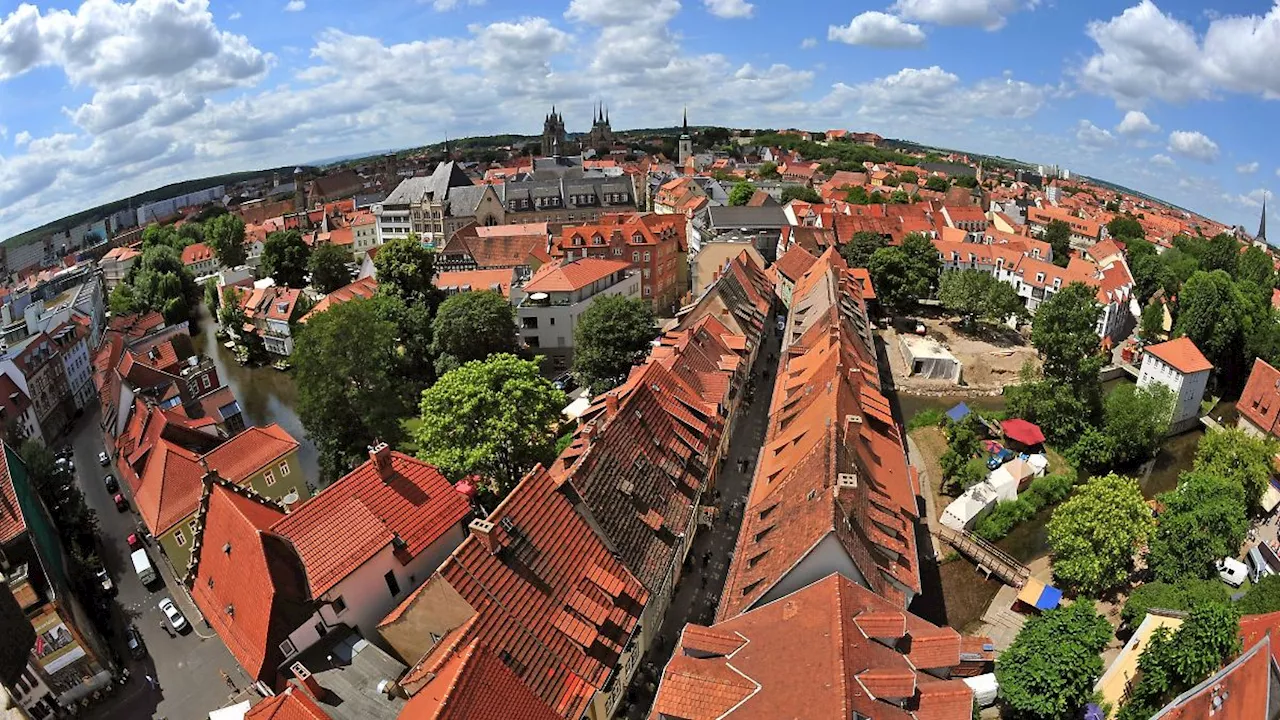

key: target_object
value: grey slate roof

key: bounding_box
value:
[706,205,789,229]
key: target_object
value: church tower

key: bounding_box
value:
[1259,195,1268,245]
[541,106,566,157]
[678,107,693,165]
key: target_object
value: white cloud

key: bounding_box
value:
[1075,119,1115,148]
[800,37,818,49]
[228,11,241,20]
[829,12,926,48]
[284,0,305,11]
[704,0,753,19]
[1081,1,1280,105]
[813,67,1048,131]
[1115,110,1159,135]
[1224,188,1269,209]
[1167,130,1220,162]
[431,0,485,10]
[890,0,1026,31]
[1150,153,1177,168]
[1237,161,1259,174]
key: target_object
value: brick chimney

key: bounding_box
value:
[469,519,499,554]
[370,442,393,481]
[289,662,324,700]
[605,392,619,417]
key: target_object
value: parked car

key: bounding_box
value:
[113,494,128,512]
[158,598,187,632]
[96,568,114,595]
[1248,545,1276,584]
[55,457,74,474]
[103,474,118,493]
[986,449,1015,470]
[98,451,110,466]
[125,625,146,659]
[552,373,578,394]
[127,533,143,551]
[1218,557,1249,587]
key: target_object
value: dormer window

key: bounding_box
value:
[591,234,604,245]
[632,233,644,245]
[572,235,584,246]
[1036,272,1045,283]
[1053,278,1062,289]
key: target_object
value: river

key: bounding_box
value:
[194,304,322,487]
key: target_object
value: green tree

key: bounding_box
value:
[1237,245,1276,289]
[141,224,188,252]
[1120,579,1229,629]
[757,162,779,179]
[374,235,445,308]
[1102,383,1174,467]
[1148,470,1247,582]
[867,233,940,312]
[924,176,949,192]
[938,271,1027,328]
[1239,575,1280,615]
[1047,473,1153,595]
[888,189,911,204]
[780,185,820,204]
[415,354,565,501]
[839,231,886,269]
[204,214,248,268]
[430,291,518,375]
[119,244,201,324]
[294,296,413,481]
[204,281,221,312]
[573,295,656,392]
[261,230,312,288]
[940,415,984,494]
[1194,427,1278,510]
[1201,233,1241,275]
[1175,270,1243,379]
[1006,365,1099,447]
[1117,603,1241,720]
[1131,253,1179,305]
[996,601,1112,720]
[1031,281,1104,387]
[898,170,919,185]
[1044,220,1072,267]
[308,242,353,294]
[1139,301,1165,341]
[1106,215,1144,240]
[953,175,979,189]
[728,181,757,206]
[845,186,871,204]
[109,283,140,316]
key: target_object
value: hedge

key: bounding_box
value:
[974,472,1077,541]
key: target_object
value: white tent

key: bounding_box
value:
[899,336,962,383]
[990,457,1037,495]
[941,484,1000,531]
[1026,453,1049,477]
[964,674,999,707]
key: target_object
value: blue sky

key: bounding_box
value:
[0,0,1278,240]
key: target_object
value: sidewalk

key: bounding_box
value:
[622,324,783,718]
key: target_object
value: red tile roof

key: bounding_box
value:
[272,449,470,597]
[0,373,32,427]
[203,424,298,484]
[650,574,980,720]
[300,276,378,323]
[394,465,648,719]
[182,242,214,266]
[774,245,818,284]
[522,258,631,294]
[1145,337,1213,375]
[1238,359,1280,438]
[246,686,332,720]
[0,446,24,544]
[189,482,312,686]
[433,269,514,299]
[133,439,206,534]
[718,249,919,619]
[396,640,560,720]
[1153,632,1274,719]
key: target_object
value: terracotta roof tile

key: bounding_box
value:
[182,242,214,266]
[203,424,298,484]
[397,640,560,720]
[433,269,514,299]
[1145,337,1213,375]
[522,257,632,293]
[272,450,470,597]
[1239,359,1280,438]
[246,687,332,720]
[0,447,23,544]
[301,276,378,322]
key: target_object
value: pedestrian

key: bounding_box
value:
[159,621,172,638]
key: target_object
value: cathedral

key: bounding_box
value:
[540,103,615,157]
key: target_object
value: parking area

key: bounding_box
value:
[67,409,255,720]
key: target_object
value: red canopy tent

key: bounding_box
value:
[1001,419,1046,446]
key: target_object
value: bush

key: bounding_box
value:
[975,473,1077,541]
[907,408,946,431]
[1121,580,1230,629]
[1238,575,1280,615]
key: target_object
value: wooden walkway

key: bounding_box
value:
[935,526,1031,588]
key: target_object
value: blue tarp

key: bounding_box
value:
[946,402,971,423]
[1035,584,1063,611]
[1083,704,1105,720]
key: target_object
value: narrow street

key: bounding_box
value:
[624,319,783,718]
[66,409,255,720]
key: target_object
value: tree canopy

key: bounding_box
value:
[293,296,413,481]
[1175,270,1244,378]
[924,176,949,192]
[1148,469,1248,583]
[1117,603,1241,720]
[572,294,656,392]
[261,230,312,288]
[1047,472,1153,595]
[373,235,445,309]
[728,181,757,206]
[996,601,1112,720]
[430,290,518,375]
[1100,382,1175,468]
[1238,575,1280,615]
[309,243,353,295]
[204,213,248,269]
[1120,579,1229,629]
[1194,427,1278,511]
[867,233,940,312]
[1044,220,1072,267]
[109,244,200,324]
[938,271,1027,328]
[1106,215,1144,240]
[838,231,887,269]
[780,185,820,203]
[415,354,565,501]
[1031,281,1103,387]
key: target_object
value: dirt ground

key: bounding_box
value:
[880,315,1039,392]
[912,426,951,520]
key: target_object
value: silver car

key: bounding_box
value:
[158,598,187,632]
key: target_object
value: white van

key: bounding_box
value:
[1219,557,1248,587]
[1248,545,1275,584]
[132,549,157,586]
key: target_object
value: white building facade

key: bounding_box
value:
[1137,338,1212,434]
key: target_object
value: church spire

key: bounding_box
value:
[605,105,609,124]
[1260,194,1269,243]
[682,106,688,134]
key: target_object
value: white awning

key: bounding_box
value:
[1263,483,1280,513]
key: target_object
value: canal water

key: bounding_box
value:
[902,377,1226,631]
[194,304,322,488]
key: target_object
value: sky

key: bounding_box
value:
[0,0,1278,241]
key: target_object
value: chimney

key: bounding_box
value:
[369,442,393,481]
[605,392,619,417]
[290,662,324,700]
[469,519,499,554]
